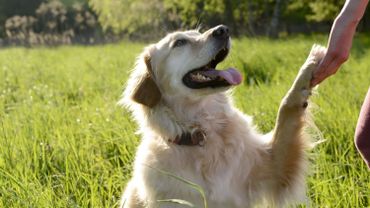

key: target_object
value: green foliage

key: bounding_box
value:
[60,0,86,7]
[4,0,100,45]
[35,1,68,33]
[88,0,165,38]
[0,0,362,40]
[86,0,349,38]
[88,0,272,37]
[0,0,43,36]
[307,0,344,22]
[163,0,225,27]
[0,36,369,207]
[286,0,345,22]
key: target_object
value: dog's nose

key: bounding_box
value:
[212,25,229,39]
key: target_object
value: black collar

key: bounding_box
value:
[170,129,206,146]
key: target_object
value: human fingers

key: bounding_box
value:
[310,55,333,86]
[312,48,349,86]
[311,60,341,86]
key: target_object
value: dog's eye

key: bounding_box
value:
[173,39,187,48]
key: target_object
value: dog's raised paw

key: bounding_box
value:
[298,45,326,87]
[284,44,326,108]
[308,44,327,64]
[296,44,327,88]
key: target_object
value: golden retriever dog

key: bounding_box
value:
[119,25,325,208]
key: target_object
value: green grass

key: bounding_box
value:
[0,35,369,207]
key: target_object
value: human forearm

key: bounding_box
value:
[339,0,369,24]
[327,0,368,59]
[311,0,369,86]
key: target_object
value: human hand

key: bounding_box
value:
[310,18,353,86]
[310,45,348,87]
[310,0,369,86]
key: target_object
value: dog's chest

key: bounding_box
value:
[137,105,258,207]
[142,132,249,207]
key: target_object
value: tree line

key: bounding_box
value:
[0,0,101,45]
[1,0,369,45]
[89,0,370,39]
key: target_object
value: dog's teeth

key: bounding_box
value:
[191,73,211,82]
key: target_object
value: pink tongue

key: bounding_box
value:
[203,68,242,85]
[218,68,243,85]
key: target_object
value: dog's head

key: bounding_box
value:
[123,25,242,108]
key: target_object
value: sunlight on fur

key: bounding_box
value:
[119,25,326,208]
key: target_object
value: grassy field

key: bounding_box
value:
[0,35,369,207]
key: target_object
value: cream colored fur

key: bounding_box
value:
[119,26,326,208]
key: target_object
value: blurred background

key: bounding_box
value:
[1,0,370,46]
[1,1,369,207]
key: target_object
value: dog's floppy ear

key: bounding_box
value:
[131,54,162,108]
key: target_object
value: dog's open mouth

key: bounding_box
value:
[182,47,242,89]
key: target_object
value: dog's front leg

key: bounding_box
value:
[268,45,326,201]
[120,181,146,208]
